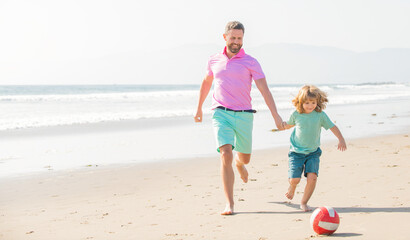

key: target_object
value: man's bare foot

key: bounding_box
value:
[236,160,248,183]
[300,203,312,212]
[221,204,234,215]
[285,185,296,200]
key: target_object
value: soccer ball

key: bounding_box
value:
[310,206,340,235]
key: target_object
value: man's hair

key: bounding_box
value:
[292,85,329,113]
[225,21,245,34]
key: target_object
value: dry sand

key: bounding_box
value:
[0,133,409,240]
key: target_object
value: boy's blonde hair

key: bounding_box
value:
[292,85,328,113]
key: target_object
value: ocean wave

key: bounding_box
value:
[357,81,398,86]
[0,90,199,102]
[330,93,410,104]
[1,83,409,131]
[0,109,204,131]
[334,82,408,90]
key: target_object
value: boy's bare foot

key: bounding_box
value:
[300,204,312,212]
[235,160,248,183]
[285,185,296,200]
[221,204,234,215]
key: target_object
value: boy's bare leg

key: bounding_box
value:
[300,173,317,212]
[285,178,300,200]
[235,152,251,183]
[219,144,234,215]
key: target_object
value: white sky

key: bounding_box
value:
[1,0,409,84]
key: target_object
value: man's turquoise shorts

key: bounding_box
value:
[212,108,254,154]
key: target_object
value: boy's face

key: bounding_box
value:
[302,98,317,114]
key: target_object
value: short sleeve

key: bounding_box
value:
[321,112,335,130]
[250,59,265,81]
[287,111,297,125]
[206,57,213,76]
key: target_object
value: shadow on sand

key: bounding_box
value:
[235,201,410,215]
[330,233,363,237]
[272,201,410,214]
[234,202,410,238]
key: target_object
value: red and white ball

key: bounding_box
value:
[310,206,340,235]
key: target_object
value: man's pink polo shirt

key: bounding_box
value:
[207,47,265,110]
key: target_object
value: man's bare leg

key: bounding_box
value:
[285,178,300,200]
[235,152,251,183]
[219,144,234,215]
[300,173,317,212]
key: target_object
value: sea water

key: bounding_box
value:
[0,83,409,131]
[0,82,409,177]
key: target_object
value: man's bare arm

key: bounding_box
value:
[194,75,214,122]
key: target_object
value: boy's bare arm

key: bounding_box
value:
[194,75,214,122]
[330,125,347,151]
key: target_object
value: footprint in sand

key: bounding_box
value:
[165,233,179,237]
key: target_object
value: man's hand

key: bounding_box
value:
[194,109,203,122]
[274,116,284,130]
[194,74,213,123]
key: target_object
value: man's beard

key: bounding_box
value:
[227,43,242,53]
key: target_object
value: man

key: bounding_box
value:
[194,21,284,215]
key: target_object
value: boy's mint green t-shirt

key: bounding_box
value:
[287,110,335,154]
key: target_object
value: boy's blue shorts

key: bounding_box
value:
[288,148,322,178]
[212,108,254,154]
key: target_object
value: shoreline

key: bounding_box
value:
[0,127,408,179]
[1,119,409,179]
[0,133,409,239]
[1,95,409,178]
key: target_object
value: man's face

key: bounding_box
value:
[223,29,244,54]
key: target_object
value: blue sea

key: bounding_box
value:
[1,82,409,131]
[0,82,409,177]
